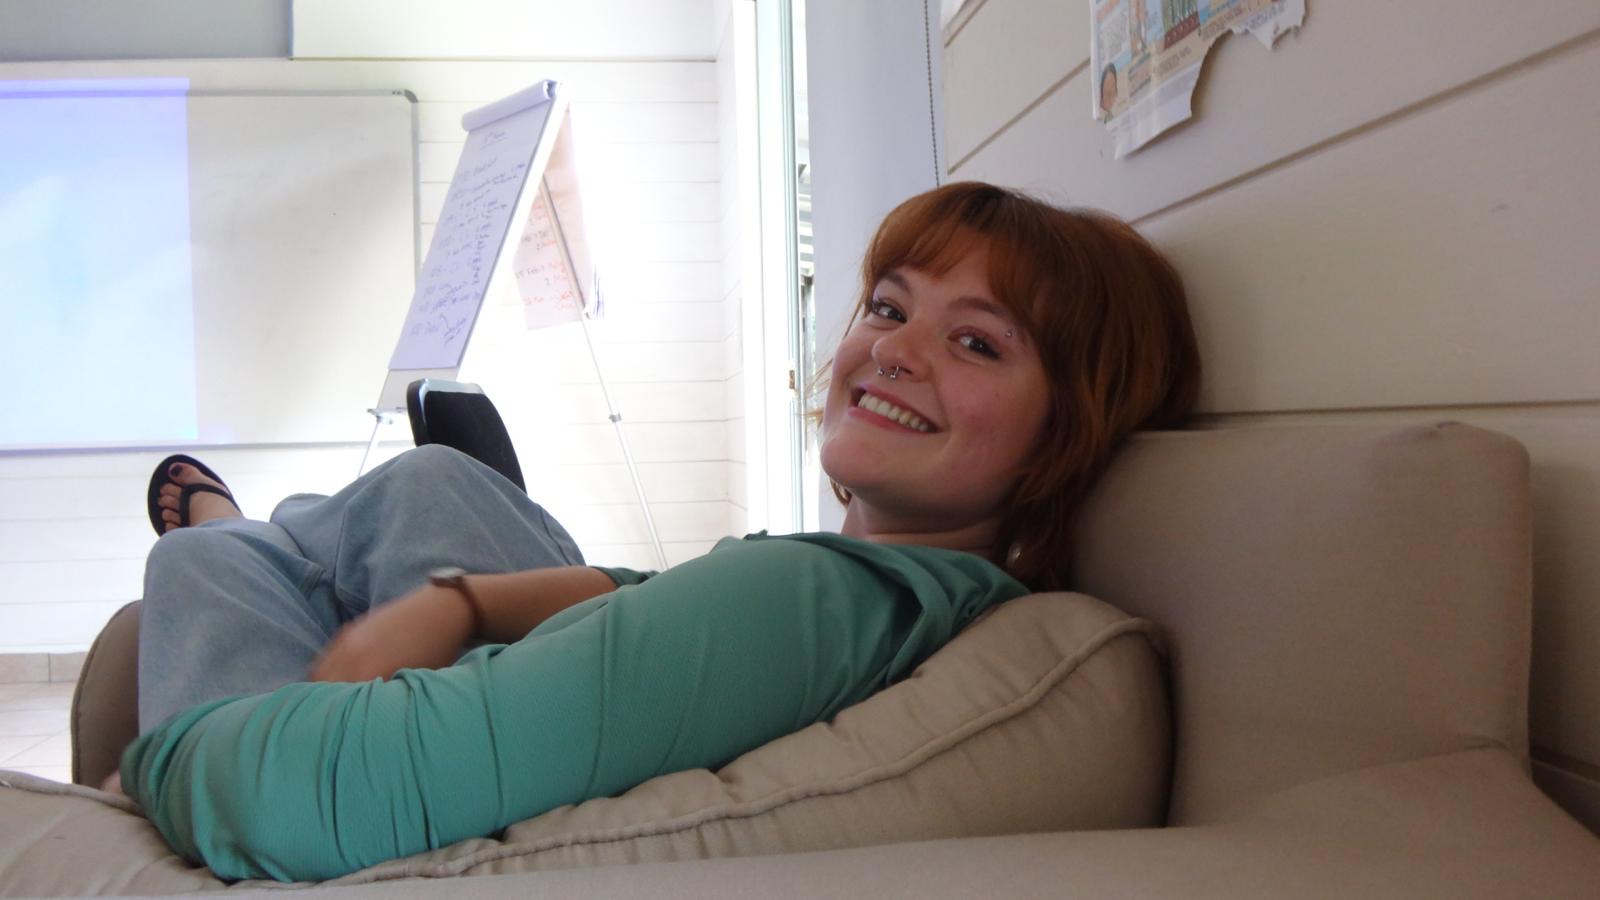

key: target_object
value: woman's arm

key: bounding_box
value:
[467,565,622,643]
[309,565,624,683]
[126,541,903,882]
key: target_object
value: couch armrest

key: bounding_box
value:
[71,600,141,788]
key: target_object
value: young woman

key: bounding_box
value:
[119,181,1200,882]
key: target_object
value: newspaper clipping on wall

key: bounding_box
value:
[1092,0,1305,158]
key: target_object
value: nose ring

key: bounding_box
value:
[876,366,900,380]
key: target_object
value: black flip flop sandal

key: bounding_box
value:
[146,453,240,536]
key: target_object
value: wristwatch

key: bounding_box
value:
[427,566,485,638]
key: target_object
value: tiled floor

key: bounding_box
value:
[0,682,76,783]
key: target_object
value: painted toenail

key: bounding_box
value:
[169,464,183,477]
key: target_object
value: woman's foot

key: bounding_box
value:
[146,455,243,535]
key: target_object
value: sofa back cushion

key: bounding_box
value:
[1071,422,1531,825]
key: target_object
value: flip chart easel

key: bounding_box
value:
[365,80,666,569]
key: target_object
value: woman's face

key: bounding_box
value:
[820,246,1051,534]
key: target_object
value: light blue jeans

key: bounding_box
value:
[137,445,585,732]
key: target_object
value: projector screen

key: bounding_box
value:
[0,79,417,450]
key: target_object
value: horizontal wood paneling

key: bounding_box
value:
[0,451,730,524]
[1141,38,1600,412]
[606,181,721,224]
[942,0,1081,167]
[587,142,720,183]
[421,180,721,226]
[419,100,718,144]
[465,382,728,425]
[555,499,733,546]
[604,261,725,302]
[513,422,730,466]
[462,335,729,384]
[0,601,135,651]
[568,101,720,144]
[583,541,719,570]
[949,0,1600,222]
[605,220,722,261]
[728,459,747,509]
[0,518,163,565]
[410,256,723,303]
[290,0,718,61]
[584,301,728,343]
[0,560,146,605]
[0,58,718,102]
[530,461,731,505]
[418,145,718,218]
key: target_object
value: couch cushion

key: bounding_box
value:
[0,591,1168,894]
[234,749,1600,900]
[1070,422,1531,826]
[0,775,216,897]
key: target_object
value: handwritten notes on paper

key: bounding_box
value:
[513,185,583,330]
[512,113,595,331]
[387,108,549,370]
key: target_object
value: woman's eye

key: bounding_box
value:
[956,333,1000,359]
[867,298,905,322]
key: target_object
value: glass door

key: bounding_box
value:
[752,0,810,532]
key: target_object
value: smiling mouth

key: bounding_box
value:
[851,389,935,433]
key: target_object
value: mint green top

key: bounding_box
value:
[122,532,1028,882]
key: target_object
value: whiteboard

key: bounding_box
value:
[0,83,416,449]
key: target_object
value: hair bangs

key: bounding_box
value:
[860,193,990,314]
[974,213,1062,348]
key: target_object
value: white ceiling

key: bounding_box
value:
[292,0,722,60]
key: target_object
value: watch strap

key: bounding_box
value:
[427,567,485,639]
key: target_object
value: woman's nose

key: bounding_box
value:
[870,324,930,379]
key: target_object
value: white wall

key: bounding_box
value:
[293,0,718,60]
[0,0,289,60]
[0,30,735,651]
[942,0,1600,831]
[804,0,944,531]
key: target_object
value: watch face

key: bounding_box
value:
[428,566,467,581]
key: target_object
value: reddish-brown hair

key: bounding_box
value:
[828,181,1201,590]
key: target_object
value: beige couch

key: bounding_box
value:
[3,422,1598,897]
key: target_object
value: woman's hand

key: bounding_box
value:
[309,583,475,683]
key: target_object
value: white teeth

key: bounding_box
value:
[856,393,932,432]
